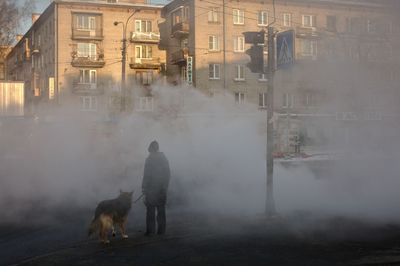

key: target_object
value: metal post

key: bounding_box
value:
[115,9,140,112]
[121,28,127,112]
[266,26,276,217]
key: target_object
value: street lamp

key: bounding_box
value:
[114,9,140,112]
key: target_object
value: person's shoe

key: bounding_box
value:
[157,231,165,235]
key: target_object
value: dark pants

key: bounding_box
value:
[146,205,166,234]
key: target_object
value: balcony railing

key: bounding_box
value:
[171,50,186,65]
[72,28,103,40]
[130,32,160,43]
[72,82,104,95]
[71,49,105,68]
[172,22,189,38]
[296,26,321,39]
[129,57,161,69]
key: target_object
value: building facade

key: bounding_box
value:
[159,0,400,153]
[6,0,166,115]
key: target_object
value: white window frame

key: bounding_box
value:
[76,15,96,30]
[258,11,268,26]
[208,35,220,51]
[302,39,317,58]
[79,69,97,85]
[258,73,267,81]
[233,9,244,25]
[283,13,292,27]
[209,64,220,80]
[235,92,245,104]
[234,65,245,81]
[233,36,244,52]
[77,43,97,59]
[135,20,152,33]
[302,15,316,28]
[80,96,97,111]
[208,7,219,22]
[283,93,295,108]
[259,93,267,108]
[137,97,154,112]
[135,45,152,59]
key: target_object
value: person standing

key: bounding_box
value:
[142,141,171,236]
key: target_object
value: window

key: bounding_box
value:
[302,15,316,28]
[259,73,267,81]
[326,16,337,32]
[303,93,316,107]
[233,9,244,25]
[80,96,97,111]
[301,40,317,57]
[0,63,4,80]
[235,92,245,104]
[233,36,244,52]
[172,6,189,25]
[367,19,377,33]
[138,97,154,111]
[208,7,219,22]
[76,14,96,30]
[49,77,55,100]
[283,13,292,27]
[79,69,97,85]
[137,71,153,85]
[234,65,245,81]
[258,11,268,26]
[259,93,267,108]
[77,43,96,59]
[208,35,220,51]
[135,20,152,33]
[135,45,152,59]
[347,17,364,33]
[209,64,220,79]
[282,93,295,108]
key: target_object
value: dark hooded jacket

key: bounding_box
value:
[142,151,171,205]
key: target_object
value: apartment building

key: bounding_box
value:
[159,0,399,152]
[6,0,166,115]
[0,46,11,81]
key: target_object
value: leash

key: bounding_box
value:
[133,193,144,203]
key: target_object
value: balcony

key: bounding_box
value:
[130,32,160,44]
[296,27,321,39]
[171,49,187,65]
[72,82,104,95]
[71,52,105,68]
[129,57,161,70]
[72,28,103,40]
[172,22,189,39]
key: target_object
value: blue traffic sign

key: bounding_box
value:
[276,30,295,69]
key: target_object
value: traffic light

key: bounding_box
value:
[243,31,265,74]
[243,31,265,45]
[245,45,264,73]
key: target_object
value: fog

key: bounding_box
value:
[1,68,400,228]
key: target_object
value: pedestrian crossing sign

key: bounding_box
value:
[277,30,295,69]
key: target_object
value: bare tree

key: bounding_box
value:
[0,0,35,56]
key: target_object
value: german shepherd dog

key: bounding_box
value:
[88,190,134,243]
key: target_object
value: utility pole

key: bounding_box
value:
[121,32,127,111]
[114,9,140,112]
[266,26,276,217]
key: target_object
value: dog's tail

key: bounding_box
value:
[88,217,99,237]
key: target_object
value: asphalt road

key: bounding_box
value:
[2,208,400,266]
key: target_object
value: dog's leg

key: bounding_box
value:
[120,217,128,238]
[112,225,116,237]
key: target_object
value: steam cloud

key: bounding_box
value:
[1,61,400,226]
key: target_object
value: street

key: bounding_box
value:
[2,207,400,266]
